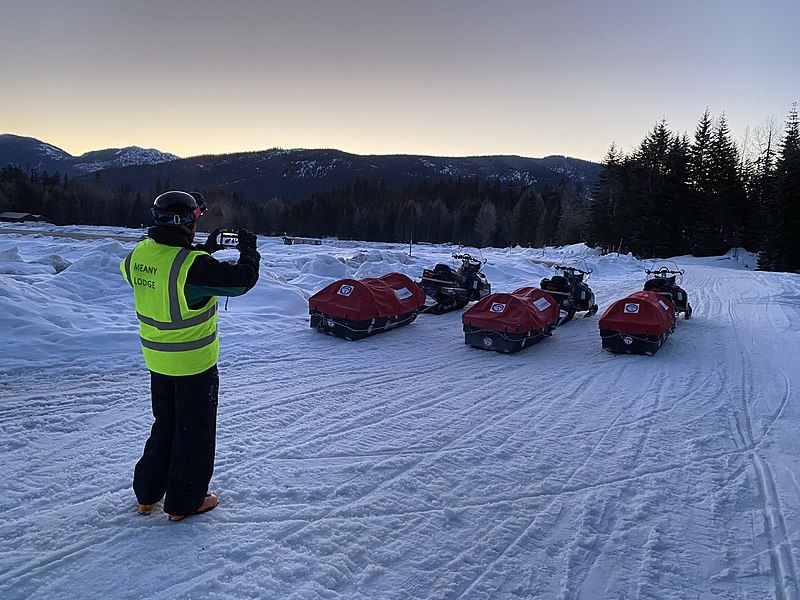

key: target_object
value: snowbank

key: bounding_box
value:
[2,225,799,599]
[0,234,654,372]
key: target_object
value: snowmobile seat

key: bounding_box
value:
[541,275,570,295]
[644,278,669,292]
[433,263,455,274]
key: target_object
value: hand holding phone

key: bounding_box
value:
[216,230,239,248]
[236,228,257,252]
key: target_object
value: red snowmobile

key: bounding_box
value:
[643,261,692,319]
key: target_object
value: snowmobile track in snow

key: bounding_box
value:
[2,232,799,599]
[726,295,799,600]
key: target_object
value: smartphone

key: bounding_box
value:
[216,231,239,247]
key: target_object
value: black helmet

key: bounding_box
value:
[151,191,206,226]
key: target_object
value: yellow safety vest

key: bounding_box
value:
[121,238,219,376]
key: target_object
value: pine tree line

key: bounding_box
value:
[586,105,800,272]
[280,178,588,247]
[0,167,590,248]
[5,106,796,272]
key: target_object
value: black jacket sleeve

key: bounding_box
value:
[184,248,261,306]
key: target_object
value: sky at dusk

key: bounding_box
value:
[2,0,798,162]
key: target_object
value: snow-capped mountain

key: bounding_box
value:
[0,134,179,176]
[0,134,72,173]
[85,148,601,200]
[1,133,601,200]
[69,147,179,174]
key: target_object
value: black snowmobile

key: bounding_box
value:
[643,261,692,318]
[418,253,491,314]
[540,261,599,324]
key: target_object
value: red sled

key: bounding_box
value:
[309,272,427,340]
[599,291,676,355]
[462,287,560,353]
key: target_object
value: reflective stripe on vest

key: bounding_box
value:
[140,332,218,352]
[136,305,217,330]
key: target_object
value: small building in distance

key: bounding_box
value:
[283,236,322,246]
[0,212,49,223]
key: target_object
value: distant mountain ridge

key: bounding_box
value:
[0,134,179,176]
[0,134,601,200]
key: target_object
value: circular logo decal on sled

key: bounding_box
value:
[337,284,354,297]
[624,303,640,314]
[490,302,506,313]
[483,336,494,348]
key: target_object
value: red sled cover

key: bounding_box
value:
[462,287,559,333]
[599,291,675,336]
[309,272,427,320]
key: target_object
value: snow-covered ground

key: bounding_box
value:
[1,223,798,599]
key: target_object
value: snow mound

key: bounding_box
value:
[344,249,413,269]
[35,253,71,273]
[0,246,56,275]
[346,249,417,279]
[298,254,349,278]
[223,275,309,320]
[0,247,23,262]
[720,248,758,270]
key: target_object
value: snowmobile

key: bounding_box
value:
[643,261,692,319]
[418,253,492,314]
[539,260,599,324]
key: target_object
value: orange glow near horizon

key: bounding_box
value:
[2,1,798,163]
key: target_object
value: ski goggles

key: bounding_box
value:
[152,197,206,225]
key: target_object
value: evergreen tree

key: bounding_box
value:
[587,144,626,253]
[512,188,545,246]
[760,104,800,271]
[751,119,779,252]
[687,109,715,250]
[626,120,676,256]
[474,200,498,247]
[689,109,713,191]
[709,114,747,249]
[556,191,588,244]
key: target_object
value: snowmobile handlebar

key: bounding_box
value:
[453,253,486,265]
[555,264,592,275]
[645,268,685,276]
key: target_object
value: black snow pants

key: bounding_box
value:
[133,365,219,515]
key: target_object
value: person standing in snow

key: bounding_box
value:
[120,191,260,522]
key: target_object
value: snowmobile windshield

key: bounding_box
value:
[647,260,684,284]
[555,258,592,281]
[453,248,485,271]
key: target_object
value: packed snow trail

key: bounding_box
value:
[0,225,798,599]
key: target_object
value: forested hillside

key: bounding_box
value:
[3,105,798,272]
[586,106,800,271]
[0,169,589,248]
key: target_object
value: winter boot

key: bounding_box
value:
[168,494,219,522]
[137,503,157,516]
